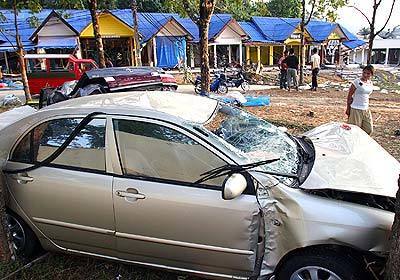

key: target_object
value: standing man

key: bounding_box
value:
[278,50,288,89]
[284,48,299,91]
[310,47,320,91]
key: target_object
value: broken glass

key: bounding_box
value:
[203,104,299,185]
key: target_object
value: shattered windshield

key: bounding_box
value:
[203,104,299,185]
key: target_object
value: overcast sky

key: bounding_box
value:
[336,0,400,34]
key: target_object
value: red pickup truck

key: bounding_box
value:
[25,54,98,95]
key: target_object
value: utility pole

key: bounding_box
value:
[131,0,142,66]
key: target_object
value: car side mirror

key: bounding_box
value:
[222,173,247,200]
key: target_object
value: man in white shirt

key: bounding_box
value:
[346,65,375,135]
[310,48,320,91]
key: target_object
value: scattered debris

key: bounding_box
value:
[0,94,22,107]
[307,111,315,118]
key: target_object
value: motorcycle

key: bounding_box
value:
[225,70,250,91]
[194,73,228,95]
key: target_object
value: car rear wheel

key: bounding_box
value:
[275,250,369,280]
[6,212,40,258]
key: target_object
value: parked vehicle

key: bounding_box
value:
[25,54,98,95]
[0,92,399,279]
[225,70,250,91]
[194,72,228,94]
[39,67,178,107]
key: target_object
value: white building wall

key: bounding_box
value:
[37,16,76,37]
[214,26,243,44]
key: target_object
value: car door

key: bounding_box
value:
[5,116,116,256]
[111,117,260,278]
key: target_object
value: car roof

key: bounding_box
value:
[84,66,164,79]
[43,91,219,124]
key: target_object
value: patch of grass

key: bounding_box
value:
[0,253,193,280]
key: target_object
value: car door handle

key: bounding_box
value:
[11,174,34,184]
[115,189,146,200]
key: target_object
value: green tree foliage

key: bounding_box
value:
[214,0,269,20]
[266,0,301,18]
[40,0,86,9]
[313,0,347,21]
[165,0,268,21]
[41,0,170,13]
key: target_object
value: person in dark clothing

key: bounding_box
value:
[284,48,299,91]
[310,47,321,91]
[278,50,288,89]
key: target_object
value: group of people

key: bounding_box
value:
[278,48,376,135]
[278,48,321,91]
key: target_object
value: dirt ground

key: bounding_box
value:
[248,86,400,161]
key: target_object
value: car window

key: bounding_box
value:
[113,119,226,186]
[11,118,106,172]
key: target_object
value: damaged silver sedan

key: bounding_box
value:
[0,91,399,280]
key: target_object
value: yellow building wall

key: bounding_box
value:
[260,46,269,65]
[80,13,135,38]
[284,26,312,45]
[328,31,341,40]
[250,47,258,63]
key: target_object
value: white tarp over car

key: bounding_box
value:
[302,122,400,198]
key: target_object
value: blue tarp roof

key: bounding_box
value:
[61,10,92,33]
[340,25,359,41]
[307,20,337,42]
[239,22,275,43]
[209,14,232,39]
[0,9,52,51]
[113,10,173,42]
[340,25,366,49]
[343,39,366,49]
[111,10,194,43]
[174,17,199,42]
[0,9,362,51]
[250,17,300,42]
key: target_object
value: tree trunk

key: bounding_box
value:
[13,2,31,102]
[88,0,106,68]
[131,0,142,66]
[299,0,306,86]
[385,175,400,280]
[198,0,215,94]
[367,29,374,65]
[299,24,305,86]
[367,1,377,65]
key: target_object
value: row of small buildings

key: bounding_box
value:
[0,9,370,72]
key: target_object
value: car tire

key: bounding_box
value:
[241,81,250,92]
[275,249,369,280]
[218,84,228,94]
[6,212,40,258]
[194,82,201,94]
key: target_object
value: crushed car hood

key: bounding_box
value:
[301,122,400,198]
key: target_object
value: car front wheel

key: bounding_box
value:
[275,249,370,280]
